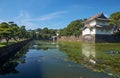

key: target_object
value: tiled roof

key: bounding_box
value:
[84,13,109,23]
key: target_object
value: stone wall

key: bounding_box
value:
[82,35,95,43]
[82,34,120,43]
[0,39,32,66]
[95,35,120,43]
[58,36,82,42]
[59,35,120,43]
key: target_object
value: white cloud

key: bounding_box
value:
[24,11,67,22]
[12,11,67,29]
[21,21,38,29]
[14,11,31,20]
[10,11,36,29]
[37,11,67,21]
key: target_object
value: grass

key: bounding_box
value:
[0,42,16,47]
[0,39,26,47]
[58,41,120,77]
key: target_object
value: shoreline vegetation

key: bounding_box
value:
[0,39,28,47]
[58,41,120,77]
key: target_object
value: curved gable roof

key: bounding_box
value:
[84,13,109,23]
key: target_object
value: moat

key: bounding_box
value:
[0,40,120,78]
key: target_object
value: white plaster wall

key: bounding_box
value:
[82,28,91,35]
[96,21,109,26]
[89,20,96,26]
[83,19,113,35]
[91,28,96,34]
[96,29,113,34]
[82,28,96,35]
[82,28,113,35]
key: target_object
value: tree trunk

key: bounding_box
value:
[5,37,9,44]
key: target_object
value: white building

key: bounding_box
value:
[82,13,114,42]
[82,13,113,36]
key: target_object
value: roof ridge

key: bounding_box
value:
[85,13,108,23]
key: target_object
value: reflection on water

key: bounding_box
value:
[0,42,31,75]
[0,40,119,78]
[82,44,96,64]
[59,42,120,78]
[30,41,59,50]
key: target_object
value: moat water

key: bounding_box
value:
[0,40,120,78]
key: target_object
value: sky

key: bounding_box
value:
[0,0,120,30]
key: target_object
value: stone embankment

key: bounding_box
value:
[58,36,82,42]
[82,34,120,43]
[58,35,120,43]
[0,39,32,65]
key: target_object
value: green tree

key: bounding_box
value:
[49,29,57,36]
[0,22,12,43]
[0,21,32,43]
[28,30,36,39]
[109,12,120,34]
[35,28,42,40]
[8,22,20,41]
[41,27,50,39]
[32,27,57,40]
[59,19,83,37]
[42,27,49,34]
[59,28,67,37]
[18,26,27,39]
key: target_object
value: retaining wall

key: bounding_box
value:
[0,39,32,66]
[59,35,120,43]
[58,36,82,42]
[82,34,120,43]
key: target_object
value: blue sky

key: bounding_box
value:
[0,0,120,29]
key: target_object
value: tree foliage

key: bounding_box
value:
[109,12,120,34]
[0,19,83,42]
[59,19,83,37]
[0,22,29,43]
[0,22,12,43]
[35,28,57,40]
